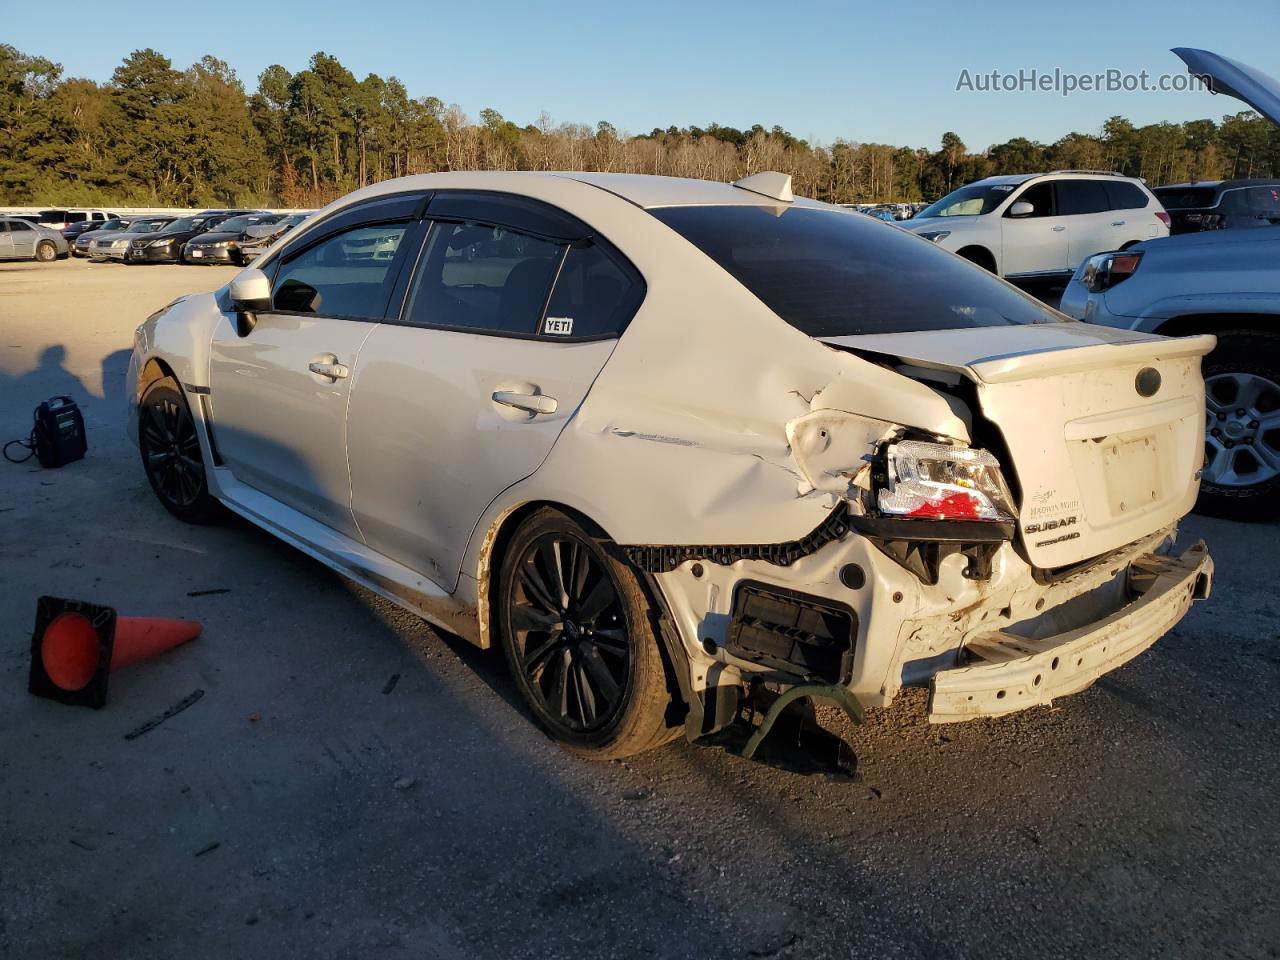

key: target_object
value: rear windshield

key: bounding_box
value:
[217,214,280,232]
[126,220,169,234]
[650,204,1058,337]
[1153,187,1218,209]
[37,209,67,222]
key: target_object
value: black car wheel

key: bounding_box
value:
[498,508,677,758]
[1197,330,1280,520]
[138,379,220,524]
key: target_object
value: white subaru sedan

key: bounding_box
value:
[127,171,1213,758]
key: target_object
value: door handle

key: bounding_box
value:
[1051,225,1066,232]
[1111,220,1126,226]
[308,358,350,380]
[492,391,558,415]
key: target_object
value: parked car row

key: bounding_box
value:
[70,210,311,265]
[0,209,310,264]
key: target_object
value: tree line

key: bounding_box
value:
[3,44,1278,210]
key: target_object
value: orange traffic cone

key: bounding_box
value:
[28,596,201,708]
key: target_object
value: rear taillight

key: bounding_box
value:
[1083,250,1143,292]
[1155,210,1171,227]
[877,441,1017,523]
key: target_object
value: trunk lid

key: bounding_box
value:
[822,324,1215,568]
[1172,48,1280,126]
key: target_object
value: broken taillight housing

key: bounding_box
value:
[877,441,1017,522]
[1082,250,1143,292]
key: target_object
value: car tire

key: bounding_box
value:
[497,507,678,759]
[957,246,996,272]
[138,378,221,524]
[1197,330,1280,520]
[35,241,56,263]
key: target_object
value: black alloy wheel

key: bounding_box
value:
[498,508,677,758]
[138,379,220,523]
[508,531,630,732]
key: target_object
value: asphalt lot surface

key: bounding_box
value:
[1,257,1277,959]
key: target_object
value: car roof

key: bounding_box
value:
[331,170,839,212]
[1156,179,1280,191]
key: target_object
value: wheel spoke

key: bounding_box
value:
[510,604,560,634]
[540,539,570,610]
[589,627,628,656]
[580,645,621,707]
[548,649,571,719]
[575,574,616,624]
[518,561,560,615]
[573,659,597,725]
[522,633,563,679]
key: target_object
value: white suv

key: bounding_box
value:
[904,172,1169,280]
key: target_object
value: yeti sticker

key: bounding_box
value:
[544,317,574,336]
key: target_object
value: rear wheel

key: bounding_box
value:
[497,508,676,759]
[138,379,221,524]
[35,241,56,262]
[1198,331,1280,520]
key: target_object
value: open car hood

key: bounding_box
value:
[1173,47,1280,126]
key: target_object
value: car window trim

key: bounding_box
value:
[265,218,429,324]
[257,190,431,276]
[387,217,638,344]
[1004,179,1057,218]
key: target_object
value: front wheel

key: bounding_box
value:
[35,241,56,263]
[138,379,221,523]
[497,508,677,759]
[1198,330,1280,520]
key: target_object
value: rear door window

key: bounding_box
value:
[1056,180,1111,216]
[404,221,563,336]
[1104,181,1150,210]
[541,241,645,339]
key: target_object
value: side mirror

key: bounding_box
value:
[1008,201,1035,218]
[228,268,271,337]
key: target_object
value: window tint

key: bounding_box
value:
[8,220,33,232]
[651,205,1058,337]
[66,212,88,223]
[916,182,1017,218]
[541,242,644,339]
[38,210,66,222]
[1223,186,1280,217]
[1056,180,1111,216]
[1008,181,1054,217]
[1153,187,1218,209]
[404,220,564,335]
[272,223,412,320]
[1104,181,1149,210]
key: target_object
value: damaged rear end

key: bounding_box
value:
[598,200,1214,747]
[807,323,1216,721]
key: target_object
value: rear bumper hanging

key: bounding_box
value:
[927,540,1212,722]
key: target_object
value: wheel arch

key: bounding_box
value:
[956,244,997,272]
[473,497,693,723]
[474,498,616,650]
[137,356,178,402]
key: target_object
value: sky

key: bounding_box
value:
[4,0,1276,150]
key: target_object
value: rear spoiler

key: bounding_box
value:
[967,334,1217,384]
